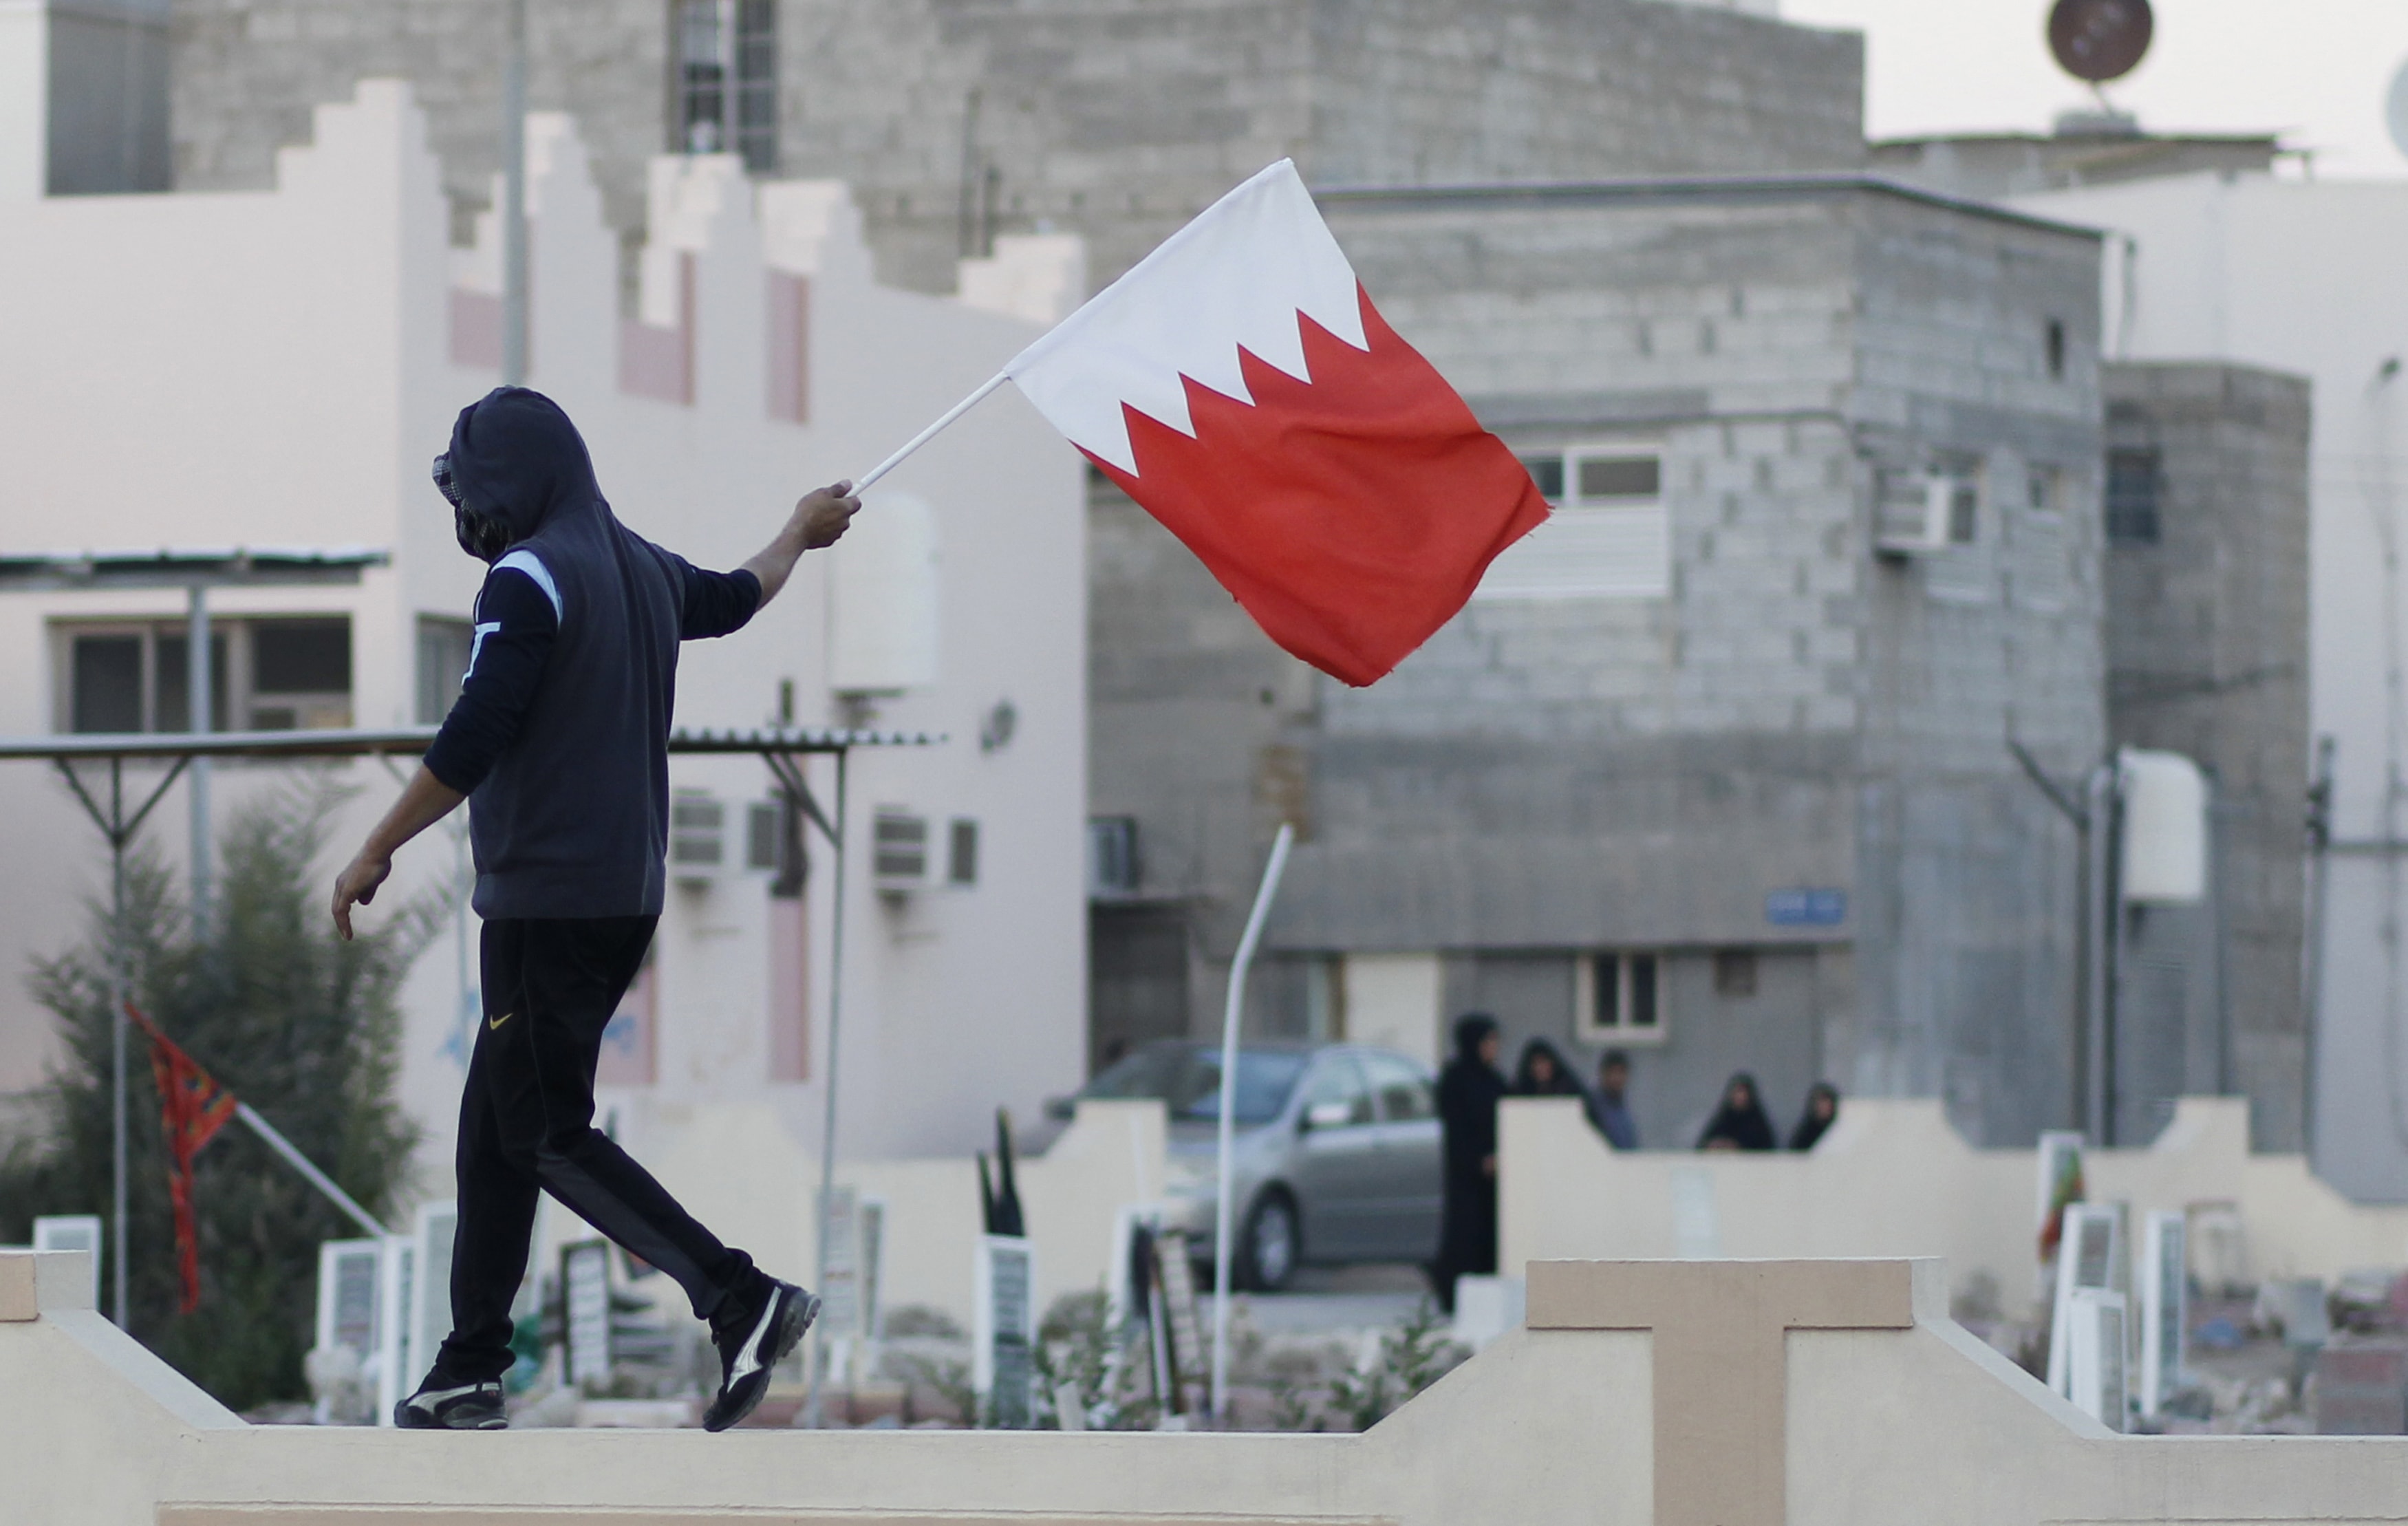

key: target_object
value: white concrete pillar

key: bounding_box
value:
[0,0,47,202]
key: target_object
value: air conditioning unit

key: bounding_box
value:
[669,793,781,885]
[872,810,932,890]
[1874,469,1976,555]
[669,793,727,883]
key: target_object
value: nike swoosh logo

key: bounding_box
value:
[487,1011,513,1032]
[730,1292,783,1384]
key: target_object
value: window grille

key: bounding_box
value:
[674,0,777,172]
[2106,448,2161,544]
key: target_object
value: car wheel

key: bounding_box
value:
[1237,1190,1300,1292]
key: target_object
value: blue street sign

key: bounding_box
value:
[1765,888,1847,927]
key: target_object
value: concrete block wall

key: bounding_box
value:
[162,0,1864,295]
[2103,361,2313,1151]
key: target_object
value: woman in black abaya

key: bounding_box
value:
[1430,1013,1507,1313]
[1512,1037,1584,1097]
[1695,1071,1778,1152]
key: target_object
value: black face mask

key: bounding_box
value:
[433,451,512,564]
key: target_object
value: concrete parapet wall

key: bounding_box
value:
[16,1249,2408,1525]
[1503,1094,2408,1313]
[575,1098,1167,1335]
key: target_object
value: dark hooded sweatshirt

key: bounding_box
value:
[422,388,761,919]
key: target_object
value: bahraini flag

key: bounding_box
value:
[1002,160,1549,687]
[129,1003,238,1313]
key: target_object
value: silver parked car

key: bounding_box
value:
[1057,1040,1442,1291]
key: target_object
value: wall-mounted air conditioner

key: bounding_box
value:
[670,792,780,885]
[1875,469,1977,555]
[872,809,932,891]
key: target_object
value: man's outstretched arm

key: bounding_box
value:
[331,766,465,941]
[744,482,859,607]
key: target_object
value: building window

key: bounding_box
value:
[416,616,473,725]
[1578,952,1665,1044]
[1477,445,1669,600]
[1088,816,1140,898]
[948,817,980,886]
[674,0,777,172]
[57,618,347,733]
[2105,448,2161,544]
[248,619,351,731]
[2045,319,2067,380]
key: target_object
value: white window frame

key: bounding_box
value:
[1475,442,1670,601]
[1576,950,1668,1046]
[51,615,354,735]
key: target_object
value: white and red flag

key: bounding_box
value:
[862,160,1549,687]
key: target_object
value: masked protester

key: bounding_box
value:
[1430,1013,1508,1313]
[332,387,859,1432]
[1697,1072,1778,1152]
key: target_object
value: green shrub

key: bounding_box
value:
[0,780,430,1412]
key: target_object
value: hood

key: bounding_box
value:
[443,387,604,542]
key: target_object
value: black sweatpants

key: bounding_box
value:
[429,914,756,1386]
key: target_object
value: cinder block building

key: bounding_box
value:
[2096,362,2311,1150]
[1095,177,2108,1149]
[155,0,1861,290]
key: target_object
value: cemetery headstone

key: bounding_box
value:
[974,1233,1035,1428]
[1153,1227,1207,1415]
[2035,1130,2085,1302]
[2048,1203,2120,1396]
[2066,1287,2130,1431]
[561,1239,614,1390]
[32,1215,100,1309]
[2138,1210,2186,1417]
[373,1236,416,1425]
[409,1201,458,1404]
[2314,1341,2408,1434]
[315,1238,383,1360]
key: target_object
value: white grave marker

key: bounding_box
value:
[2067,1287,2130,1430]
[372,1235,416,1424]
[2048,1202,2120,1397]
[315,1238,383,1360]
[32,1215,100,1309]
[974,1233,1036,1428]
[2138,1210,2186,1417]
[561,1239,613,1389]
[409,1200,458,1401]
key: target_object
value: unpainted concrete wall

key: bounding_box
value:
[162,0,1864,293]
[2101,361,2312,1151]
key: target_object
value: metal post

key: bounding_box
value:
[186,585,211,935]
[2085,763,2121,1146]
[805,747,849,1428]
[1212,823,1293,1424]
[500,0,530,386]
[2304,736,2336,1162]
[109,757,128,1329]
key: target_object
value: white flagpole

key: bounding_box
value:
[852,372,1011,493]
[1210,821,1293,1425]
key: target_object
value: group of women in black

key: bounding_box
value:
[1428,1013,1842,1310]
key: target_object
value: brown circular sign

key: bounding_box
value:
[2047,0,2154,83]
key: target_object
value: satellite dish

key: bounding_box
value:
[2047,0,2154,85]
[2387,57,2408,162]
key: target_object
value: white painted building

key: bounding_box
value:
[2008,171,2408,1199]
[0,41,1090,1254]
